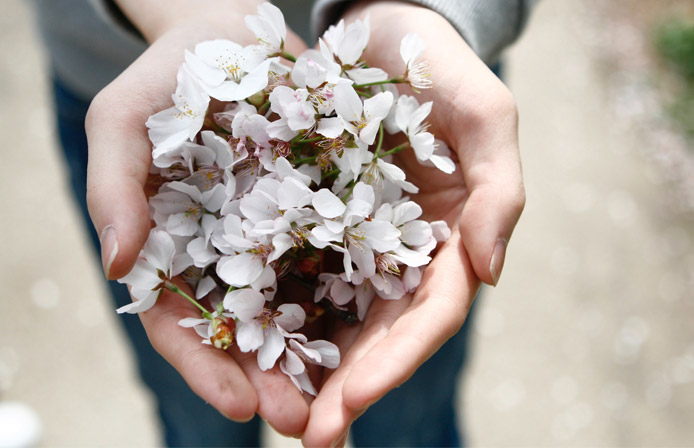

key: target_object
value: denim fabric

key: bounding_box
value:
[53,75,483,447]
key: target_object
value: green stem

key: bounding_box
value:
[280,50,297,63]
[354,76,405,89]
[293,155,317,165]
[373,123,385,157]
[375,142,409,159]
[341,180,357,202]
[165,281,213,319]
[355,88,373,98]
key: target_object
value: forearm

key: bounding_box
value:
[110,0,263,42]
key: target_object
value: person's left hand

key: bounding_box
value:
[302,2,525,446]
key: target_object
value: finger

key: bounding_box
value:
[139,287,258,421]
[302,297,410,447]
[230,347,310,437]
[341,230,479,411]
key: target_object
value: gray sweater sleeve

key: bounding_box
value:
[311,0,538,64]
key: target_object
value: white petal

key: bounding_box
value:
[178,317,209,328]
[224,288,265,322]
[428,154,456,174]
[119,260,161,291]
[236,321,264,352]
[196,276,218,299]
[316,117,344,139]
[348,241,375,278]
[392,244,431,267]
[116,290,159,314]
[392,201,423,227]
[330,278,355,306]
[257,327,285,371]
[337,17,370,65]
[166,213,200,237]
[395,95,420,133]
[360,220,401,252]
[334,82,362,122]
[216,252,264,287]
[269,233,293,263]
[430,220,451,242]
[363,91,393,122]
[346,67,388,84]
[250,265,276,291]
[400,220,433,246]
[400,33,425,67]
[312,188,346,219]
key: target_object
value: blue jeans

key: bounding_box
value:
[53,78,476,447]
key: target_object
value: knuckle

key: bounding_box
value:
[508,184,527,218]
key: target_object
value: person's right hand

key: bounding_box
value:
[85,0,310,436]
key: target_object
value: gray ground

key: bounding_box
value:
[1,1,693,446]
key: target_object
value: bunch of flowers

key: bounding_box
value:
[118,3,454,395]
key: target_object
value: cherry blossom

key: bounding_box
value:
[335,82,393,145]
[146,65,209,155]
[117,230,177,314]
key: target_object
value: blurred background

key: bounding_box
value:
[1,0,693,446]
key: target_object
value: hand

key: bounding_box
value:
[85,0,311,436]
[302,2,525,445]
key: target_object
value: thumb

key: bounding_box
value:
[85,87,153,280]
[452,87,525,286]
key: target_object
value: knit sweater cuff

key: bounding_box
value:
[311,0,537,64]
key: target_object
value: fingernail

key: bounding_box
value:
[100,225,118,279]
[330,428,350,448]
[489,238,508,286]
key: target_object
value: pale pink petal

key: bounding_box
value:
[275,303,306,332]
[402,266,423,292]
[354,282,375,321]
[303,340,340,368]
[283,347,306,375]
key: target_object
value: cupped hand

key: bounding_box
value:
[85,0,311,436]
[302,2,525,446]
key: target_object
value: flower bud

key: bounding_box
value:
[211,317,235,350]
